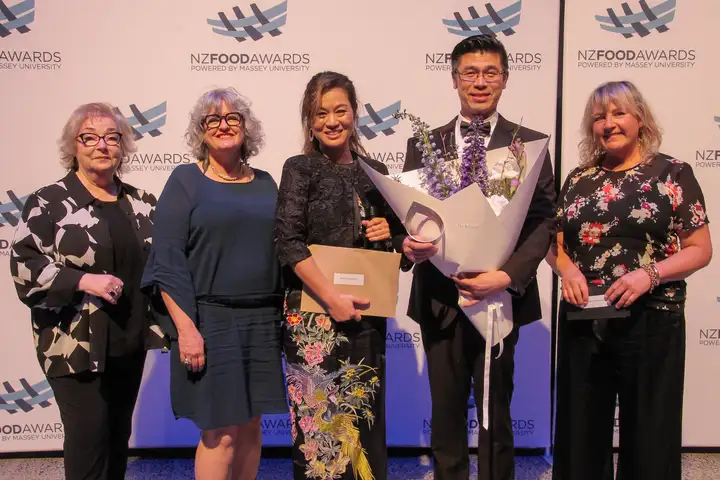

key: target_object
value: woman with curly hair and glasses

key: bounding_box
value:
[142,87,287,480]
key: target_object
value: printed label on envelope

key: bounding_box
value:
[584,294,611,309]
[301,245,401,318]
[334,273,365,286]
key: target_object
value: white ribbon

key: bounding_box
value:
[482,301,505,431]
[458,292,512,431]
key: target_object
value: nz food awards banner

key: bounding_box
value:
[0,0,559,451]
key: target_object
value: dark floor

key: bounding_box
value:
[1,454,719,479]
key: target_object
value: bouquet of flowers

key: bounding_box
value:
[363,111,549,430]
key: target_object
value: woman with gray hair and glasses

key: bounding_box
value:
[142,87,287,480]
[10,102,166,479]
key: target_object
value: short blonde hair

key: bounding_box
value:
[185,87,264,168]
[578,81,662,168]
[58,103,137,173]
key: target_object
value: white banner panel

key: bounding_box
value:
[562,0,720,447]
[0,0,558,451]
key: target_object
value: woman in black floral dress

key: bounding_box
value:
[549,81,712,480]
[275,71,406,480]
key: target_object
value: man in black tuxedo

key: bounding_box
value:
[400,35,556,480]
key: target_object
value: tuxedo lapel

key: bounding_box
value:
[487,114,516,150]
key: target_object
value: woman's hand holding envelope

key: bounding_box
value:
[560,263,589,307]
[325,292,371,323]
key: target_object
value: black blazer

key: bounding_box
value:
[401,114,556,329]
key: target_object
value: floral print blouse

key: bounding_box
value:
[557,154,709,300]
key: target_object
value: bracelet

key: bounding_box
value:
[641,263,661,292]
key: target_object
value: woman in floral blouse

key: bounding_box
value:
[275,71,406,480]
[548,81,712,480]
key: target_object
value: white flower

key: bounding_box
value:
[489,170,502,181]
[488,159,520,181]
[487,194,509,216]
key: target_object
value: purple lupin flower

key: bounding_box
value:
[393,110,459,200]
[459,116,490,194]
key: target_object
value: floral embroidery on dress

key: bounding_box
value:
[285,309,380,480]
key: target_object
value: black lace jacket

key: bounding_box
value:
[274,152,406,291]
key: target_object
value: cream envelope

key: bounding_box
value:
[300,245,402,318]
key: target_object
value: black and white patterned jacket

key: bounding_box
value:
[10,171,167,378]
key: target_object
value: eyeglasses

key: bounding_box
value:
[202,112,243,130]
[77,132,123,147]
[455,70,506,83]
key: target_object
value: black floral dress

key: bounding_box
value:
[558,154,708,300]
[275,153,405,480]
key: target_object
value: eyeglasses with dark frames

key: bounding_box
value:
[455,69,506,83]
[202,112,243,130]
[76,132,123,147]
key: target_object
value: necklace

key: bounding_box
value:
[210,162,244,181]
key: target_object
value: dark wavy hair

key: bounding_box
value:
[451,34,510,73]
[300,71,367,157]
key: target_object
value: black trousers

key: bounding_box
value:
[552,303,685,480]
[48,351,147,480]
[422,314,520,480]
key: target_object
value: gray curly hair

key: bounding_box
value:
[186,87,264,168]
[58,103,137,174]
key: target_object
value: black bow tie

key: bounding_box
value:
[460,120,491,139]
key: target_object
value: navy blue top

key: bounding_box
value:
[142,164,281,329]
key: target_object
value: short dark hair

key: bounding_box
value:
[450,34,509,73]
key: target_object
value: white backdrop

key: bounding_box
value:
[1,0,556,452]
[561,0,720,447]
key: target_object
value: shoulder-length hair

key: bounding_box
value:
[185,87,265,169]
[578,80,662,168]
[300,71,367,157]
[58,103,137,174]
